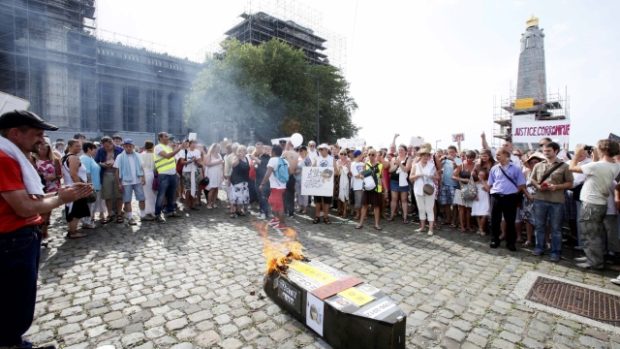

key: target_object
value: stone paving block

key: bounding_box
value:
[195,330,221,347]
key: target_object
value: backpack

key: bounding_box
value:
[275,157,290,183]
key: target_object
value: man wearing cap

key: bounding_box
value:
[113,139,146,225]
[530,142,573,262]
[154,132,188,223]
[95,136,123,223]
[0,110,92,348]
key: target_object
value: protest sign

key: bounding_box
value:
[409,137,425,147]
[337,138,365,150]
[452,133,464,142]
[301,166,334,197]
[0,91,29,114]
[512,119,571,144]
[610,133,620,143]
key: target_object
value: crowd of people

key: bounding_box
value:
[1,109,620,348]
[24,125,620,271]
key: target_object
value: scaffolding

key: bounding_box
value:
[493,88,570,148]
[0,0,201,141]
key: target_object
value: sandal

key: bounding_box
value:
[403,219,409,224]
[115,216,124,224]
[312,217,320,224]
[374,226,382,231]
[387,216,394,222]
[323,217,331,225]
[66,231,87,239]
[355,224,363,229]
[101,216,113,224]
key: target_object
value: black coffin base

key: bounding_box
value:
[264,269,406,349]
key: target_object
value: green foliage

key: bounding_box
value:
[186,39,358,144]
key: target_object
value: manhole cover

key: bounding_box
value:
[526,276,620,326]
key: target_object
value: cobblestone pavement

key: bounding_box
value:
[26,203,620,349]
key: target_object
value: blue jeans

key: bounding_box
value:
[257,179,271,217]
[534,200,564,256]
[0,227,41,346]
[155,174,178,216]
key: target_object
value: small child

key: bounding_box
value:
[471,170,490,236]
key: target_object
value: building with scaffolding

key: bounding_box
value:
[0,0,202,143]
[493,16,569,148]
[225,11,328,65]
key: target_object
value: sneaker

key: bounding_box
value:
[574,256,588,263]
[127,217,137,226]
[427,230,434,236]
[610,277,620,286]
[142,214,155,221]
[414,228,425,233]
[576,262,604,270]
[532,248,544,256]
[549,254,561,262]
[156,215,166,223]
[259,213,266,220]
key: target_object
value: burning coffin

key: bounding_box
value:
[264,259,406,349]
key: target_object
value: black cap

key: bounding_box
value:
[0,110,58,131]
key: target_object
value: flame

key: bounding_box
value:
[257,223,305,274]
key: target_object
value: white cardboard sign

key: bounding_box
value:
[512,119,571,144]
[301,166,334,197]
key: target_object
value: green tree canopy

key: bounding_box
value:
[186,39,358,145]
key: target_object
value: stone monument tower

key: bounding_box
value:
[516,16,547,103]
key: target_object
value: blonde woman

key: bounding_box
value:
[204,143,224,209]
[410,149,438,235]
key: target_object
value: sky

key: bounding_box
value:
[97,0,620,150]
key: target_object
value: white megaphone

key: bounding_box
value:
[290,133,303,147]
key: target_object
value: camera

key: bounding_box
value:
[584,145,593,153]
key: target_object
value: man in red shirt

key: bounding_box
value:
[0,110,92,349]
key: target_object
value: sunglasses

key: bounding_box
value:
[369,154,376,157]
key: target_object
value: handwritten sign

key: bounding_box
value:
[301,166,334,197]
[452,133,465,142]
[512,119,571,144]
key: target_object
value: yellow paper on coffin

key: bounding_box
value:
[338,287,374,307]
[289,261,337,285]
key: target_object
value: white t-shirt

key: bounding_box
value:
[182,149,202,173]
[413,162,437,196]
[571,157,592,188]
[114,153,140,185]
[267,157,287,189]
[580,161,620,205]
[350,161,365,191]
[154,144,177,175]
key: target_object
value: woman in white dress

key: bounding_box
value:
[337,150,351,217]
[140,141,157,220]
[204,143,224,209]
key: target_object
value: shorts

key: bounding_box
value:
[438,185,456,206]
[362,190,382,207]
[101,172,121,200]
[390,180,409,192]
[122,183,146,203]
[353,190,364,209]
[65,198,90,222]
[314,196,333,205]
[269,188,285,213]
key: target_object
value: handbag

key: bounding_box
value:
[423,183,435,196]
[152,170,159,191]
[460,170,478,201]
[362,164,377,191]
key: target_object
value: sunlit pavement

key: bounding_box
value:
[27,204,620,349]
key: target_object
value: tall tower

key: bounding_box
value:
[516,16,547,103]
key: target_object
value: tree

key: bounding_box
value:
[186,39,358,145]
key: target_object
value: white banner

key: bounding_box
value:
[0,91,30,114]
[301,166,334,197]
[512,119,571,144]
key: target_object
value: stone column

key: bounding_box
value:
[113,84,123,131]
[138,87,147,132]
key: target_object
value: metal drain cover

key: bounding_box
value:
[526,276,620,326]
